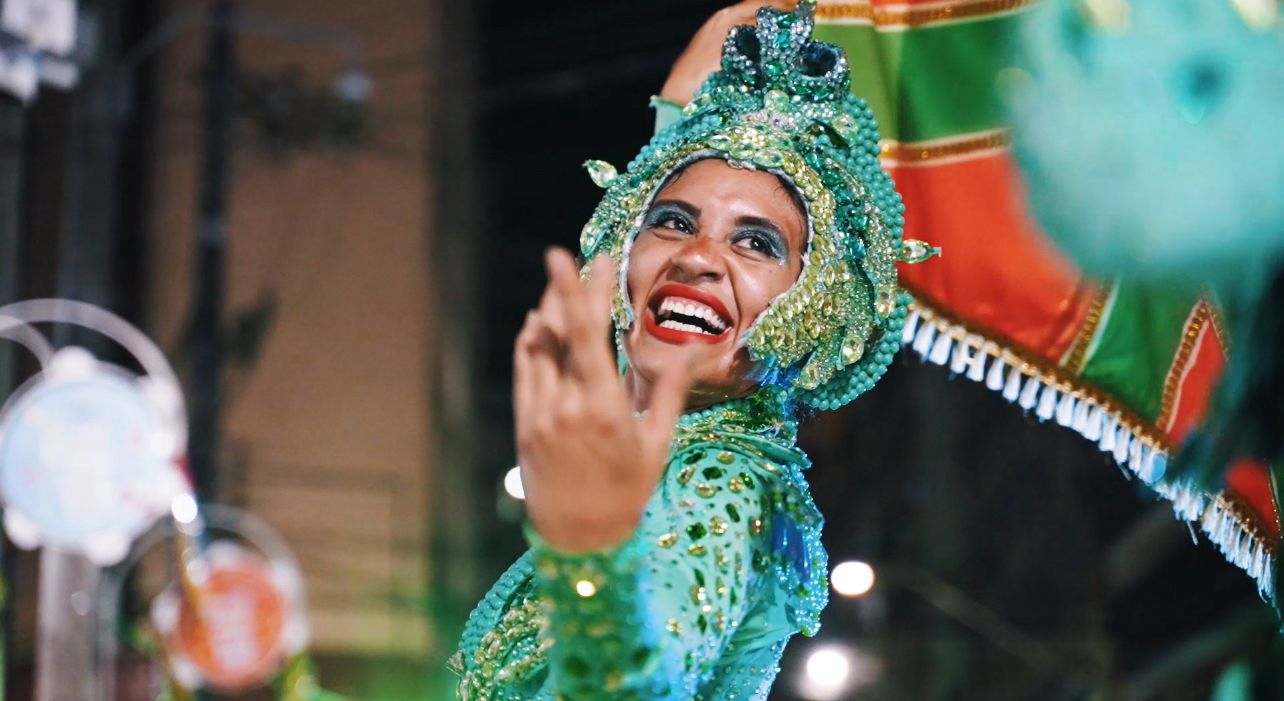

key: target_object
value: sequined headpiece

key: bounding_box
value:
[580,1,934,411]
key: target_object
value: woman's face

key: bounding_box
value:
[624,158,807,408]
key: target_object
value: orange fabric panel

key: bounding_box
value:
[892,154,1094,362]
[1226,460,1281,540]
[869,0,981,6]
[1166,313,1226,442]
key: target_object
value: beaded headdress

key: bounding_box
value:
[580,1,935,411]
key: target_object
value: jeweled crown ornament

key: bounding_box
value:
[580,0,935,410]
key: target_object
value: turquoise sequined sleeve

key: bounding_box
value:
[452,392,828,700]
[528,442,808,699]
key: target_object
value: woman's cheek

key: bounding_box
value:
[625,237,659,307]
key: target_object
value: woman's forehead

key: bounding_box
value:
[653,159,808,242]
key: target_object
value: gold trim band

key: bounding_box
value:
[879,129,1011,165]
[1156,301,1213,431]
[1061,281,1112,375]
[816,0,1034,28]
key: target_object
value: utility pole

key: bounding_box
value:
[0,93,23,701]
[426,0,484,693]
[0,99,22,387]
[189,0,236,503]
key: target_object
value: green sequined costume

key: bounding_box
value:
[450,390,826,700]
[452,3,931,698]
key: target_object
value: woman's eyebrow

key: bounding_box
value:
[649,198,700,219]
[736,215,790,250]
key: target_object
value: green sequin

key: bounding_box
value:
[690,586,707,604]
[454,393,829,699]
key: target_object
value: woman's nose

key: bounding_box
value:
[668,235,727,281]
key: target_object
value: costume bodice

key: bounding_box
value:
[450,390,828,700]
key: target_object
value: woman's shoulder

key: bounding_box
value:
[662,433,829,636]
[665,431,816,521]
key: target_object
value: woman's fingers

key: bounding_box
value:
[513,312,536,431]
[732,0,796,19]
[524,310,562,434]
[545,248,584,322]
[536,267,568,345]
[547,248,616,384]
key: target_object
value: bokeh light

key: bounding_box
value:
[806,647,850,687]
[831,560,876,597]
[171,492,198,525]
[503,466,525,500]
[797,644,883,700]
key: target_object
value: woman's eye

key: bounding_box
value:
[646,211,693,234]
[735,232,784,260]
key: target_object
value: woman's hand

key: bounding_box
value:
[513,249,694,553]
[658,0,799,106]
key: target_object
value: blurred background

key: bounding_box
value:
[0,0,1281,699]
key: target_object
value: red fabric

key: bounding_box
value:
[1166,306,1226,441]
[1226,460,1282,540]
[892,153,1094,361]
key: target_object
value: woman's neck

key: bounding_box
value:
[624,368,731,416]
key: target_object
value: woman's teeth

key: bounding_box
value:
[660,319,715,335]
[656,297,728,335]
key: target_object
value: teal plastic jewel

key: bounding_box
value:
[582,159,618,188]
[899,239,940,264]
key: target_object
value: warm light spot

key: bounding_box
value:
[831,560,875,597]
[574,580,597,597]
[804,647,850,691]
[171,493,199,525]
[503,466,525,500]
[797,644,882,700]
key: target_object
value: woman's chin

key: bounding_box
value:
[626,338,761,408]
[631,327,722,369]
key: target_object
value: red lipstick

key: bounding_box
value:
[644,284,734,345]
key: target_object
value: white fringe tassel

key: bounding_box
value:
[905,302,1276,602]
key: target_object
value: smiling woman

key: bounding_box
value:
[450,2,933,699]
[625,158,807,409]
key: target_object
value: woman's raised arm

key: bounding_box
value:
[530,441,796,699]
[513,249,691,553]
[658,1,798,106]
